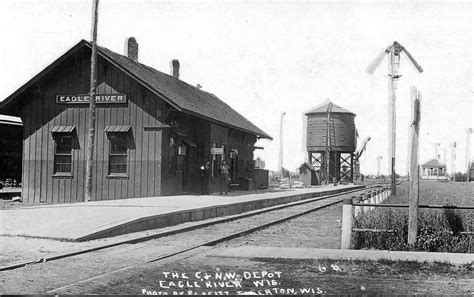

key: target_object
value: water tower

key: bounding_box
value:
[305,100,357,184]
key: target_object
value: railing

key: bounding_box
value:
[340,190,474,250]
[352,186,392,216]
[340,186,391,249]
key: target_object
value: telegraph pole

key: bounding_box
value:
[450,142,456,180]
[387,43,403,195]
[376,155,383,177]
[85,0,99,202]
[433,142,440,160]
[366,41,423,195]
[278,111,286,180]
[443,148,447,166]
[466,128,473,181]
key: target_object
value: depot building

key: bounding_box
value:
[0,38,271,204]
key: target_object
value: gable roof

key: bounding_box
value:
[299,161,316,171]
[305,99,355,116]
[421,159,446,168]
[0,40,271,140]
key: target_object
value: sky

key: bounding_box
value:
[0,0,472,175]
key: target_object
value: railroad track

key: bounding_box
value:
[2,184,389,294]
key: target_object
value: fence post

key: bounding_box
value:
[354,195,361,217]
[364,193,370,212]
[341,198,353,249]
[369,192,375,210]
[408,88,421,245]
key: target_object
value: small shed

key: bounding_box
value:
[299,162,319,186]
[421,159,448,181]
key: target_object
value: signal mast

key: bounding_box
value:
[366,41,423,194]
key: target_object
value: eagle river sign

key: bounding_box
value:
[56,94,127,104]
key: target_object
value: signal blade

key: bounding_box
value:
[403,48,424,73]
[365,48,390,74]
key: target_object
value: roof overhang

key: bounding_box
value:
[0,115,22,126]
[49,125,76,133]
[180,107,272,140]
[0,40,272,140]
[0,40,182,116]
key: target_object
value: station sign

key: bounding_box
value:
[210,147,224,155]
[56,94,127,104]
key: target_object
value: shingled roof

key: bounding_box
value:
[421,159,446,168]
[0,40,272,140]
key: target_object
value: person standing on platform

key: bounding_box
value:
[219,160,230,195]
[199,161,210,195]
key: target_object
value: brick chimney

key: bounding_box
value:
[125,37,138,61]
[171,59,180,79]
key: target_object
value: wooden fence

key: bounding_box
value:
[340,190,474,250]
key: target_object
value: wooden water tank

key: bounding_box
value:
[305,100,356,152]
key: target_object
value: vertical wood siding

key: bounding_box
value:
[160,116,210,196]
[208,123,256,193]
[17,46,261,203]
[19,50,164,203]
[306,113,356,152]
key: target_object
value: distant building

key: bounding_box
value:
[420,159,448,181]
[298,162,318,186]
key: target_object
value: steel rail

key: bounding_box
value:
[46,186,374,294]
[1,186,376,272]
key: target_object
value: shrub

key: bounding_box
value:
[444,208,465,235]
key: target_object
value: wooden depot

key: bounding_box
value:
[0,39,271,203]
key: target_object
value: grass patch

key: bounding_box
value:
[353,181,473,253]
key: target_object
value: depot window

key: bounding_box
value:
[108,133,128,175]
[54,134,73,174]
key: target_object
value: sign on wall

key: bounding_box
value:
[210,147,224,155]
[56,94,127,104]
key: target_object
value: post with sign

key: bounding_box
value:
[408,87,421,245]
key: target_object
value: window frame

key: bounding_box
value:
[107,132,129,177]
[53,133,74,176]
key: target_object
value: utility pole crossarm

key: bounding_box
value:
[401,47,424,73]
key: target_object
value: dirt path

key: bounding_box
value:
[221,203,343,249]
[2,244,471,295]
[54,248,473,295]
